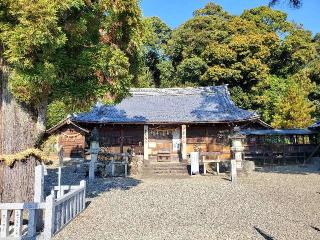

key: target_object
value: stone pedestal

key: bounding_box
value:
[231,159,237,182]
[230,133,245,173]
[190,152,199,175]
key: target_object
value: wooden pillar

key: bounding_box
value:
[120,128,124,153]
[144,125,149,161]
[205,127,209,152]
[181,125,187,160]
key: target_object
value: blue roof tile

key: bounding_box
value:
[241,129,316,135]
[72,85,258,124]
[309,121,320,129]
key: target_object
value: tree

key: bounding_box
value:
[160,3,317,127]
[0,0,144,153]
[157,60,176,87]
[176,57,207,86]
[254,74,315,128]
[166,5,281,106]
[143,17,171,87]
[269,0,302,8]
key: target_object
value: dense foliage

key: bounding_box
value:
[269,0,302,8]
[0,1,318,130]
[0,0,144,129]
[143,3,319,128]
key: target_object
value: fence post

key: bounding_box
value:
[44,192,55,239]
[28,209,37,238]
[80,180,86,210]
[111,159,115,177]
[13,209,23,237]
[124,155,128,178]
[34,165,44,231]
[1,210,9,238]
[34,165,44,202]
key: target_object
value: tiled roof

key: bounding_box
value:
[72,85,259,124]
[241,129,316,136]
[309,121,320,129]
[46,118,90,134]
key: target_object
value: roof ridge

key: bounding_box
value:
[130,85,227,96]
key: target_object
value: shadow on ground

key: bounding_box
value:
[86,177,141,198]
[254,227,274,240]
[311,226,320,232]
[44,165,142,199]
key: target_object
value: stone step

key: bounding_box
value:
[151,164,187,168]
[143,162,189,176]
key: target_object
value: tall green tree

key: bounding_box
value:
[254,74,315,128]
[143,17,171,87]
[161,3,317,127]
[269,0,302,8]
[0,0,143,153]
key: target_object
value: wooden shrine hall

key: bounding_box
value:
[47,85,270,164]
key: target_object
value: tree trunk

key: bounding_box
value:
[0,59,41,155]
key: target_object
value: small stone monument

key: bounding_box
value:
[190,152,200,175]
[230,127,245,172]
[229,127,246,182]
[89,127,100,181]
[230,159,237,182]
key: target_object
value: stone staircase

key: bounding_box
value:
[143,161,189,176]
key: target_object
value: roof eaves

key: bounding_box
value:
[46,117,90,134]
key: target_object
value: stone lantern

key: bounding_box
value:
[230,127,245,171]
[89,127,100,181]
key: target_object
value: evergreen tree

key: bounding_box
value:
[0,0,144,152]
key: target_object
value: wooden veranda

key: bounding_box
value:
[242,129,320,166]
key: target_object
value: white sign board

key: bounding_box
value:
[172,128,181,152]
[190,152,199,175]
[149,142,156,148]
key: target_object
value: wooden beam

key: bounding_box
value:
[181,125,187,160]
[120,128,124,153]
[144,125,149,160]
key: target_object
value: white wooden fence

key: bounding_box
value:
[0,202,45,239]
[0,180,86,239]
[45,181,86,238]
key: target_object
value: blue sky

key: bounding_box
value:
[141,0,320,34]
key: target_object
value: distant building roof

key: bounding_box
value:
[309,121,320,129]
[241,129,316,136]
[46,118,89,135]
[72,85,259,124]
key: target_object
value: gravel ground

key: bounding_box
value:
[49,165,320,240]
